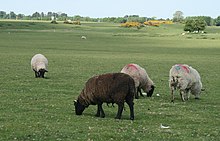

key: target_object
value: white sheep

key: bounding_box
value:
[81,36,87,39]
[169,64,203,102]
[120,63,155,98]
[31,54,48,78]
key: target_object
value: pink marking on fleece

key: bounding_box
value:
[177,64,190,73]
[127,64,138,70]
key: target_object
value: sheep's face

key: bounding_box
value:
[74,100,86,115]
[38,69,48,78]
[146,85,155,97]
[170,76,181,89]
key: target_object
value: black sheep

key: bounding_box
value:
[74,73,136,120]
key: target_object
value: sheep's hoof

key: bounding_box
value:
[95,114,100,117]
[130,117,134,120]
[100,114,105,118]
[181,98,185,102]
[195,97,200,100]
[171,100,174,103]
[115,116,121,120]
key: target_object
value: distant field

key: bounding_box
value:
[0,20,219,140]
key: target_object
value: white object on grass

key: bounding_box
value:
[160,124,170,129]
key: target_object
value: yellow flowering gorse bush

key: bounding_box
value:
[144,20,173,26]
[121,22,141,27]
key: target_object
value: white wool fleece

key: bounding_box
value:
[121,64,154,93]
[31,54,48,71]
[169,64,202,98]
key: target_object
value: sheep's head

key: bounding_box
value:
[38,69,48,78]
[74,100,86,115]
[146,85,155,97]
[170,76,180,88]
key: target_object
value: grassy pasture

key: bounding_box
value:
[0,20,220,141]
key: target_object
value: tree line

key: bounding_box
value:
[0,11,159,23]
[0,11,134,22]
[1,10,220,27]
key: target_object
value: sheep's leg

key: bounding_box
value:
[34,70,38,78]
[39,72,42,78]
[95,105,100,117]
[96,103,105,118]
[185,89,190,100]
[195,93,200,100]
[180,90,185,102]
[135,88,139,99]
[39,69,45,78]
[35,72,38,78]
[126,100,134,120]
[41,71,45,78]
[138,87,144,97]
[191,88,200,100]
[99,104,105,118]
[95,104,100,117]
[171,87,175,102]
[115,103,124,119]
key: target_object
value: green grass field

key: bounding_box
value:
[0,20,220,141]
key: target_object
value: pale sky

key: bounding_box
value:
[1,0,219,18]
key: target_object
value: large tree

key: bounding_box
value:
[173,11,184,22]
[186,16,212,26]
[184,18,206,33]
[0,11,6,19]
[17,14,25,19]
[9,11,16,19]
[215,16,220,26]
[32,12,41,19]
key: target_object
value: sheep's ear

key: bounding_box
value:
[74,100,77,106]
[45,70,48,72]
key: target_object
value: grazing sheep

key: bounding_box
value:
[74,73,136,120]
[169,64,203,102]
[120,64,155,98]
[81,36,87,39]
[31,54,48,78]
